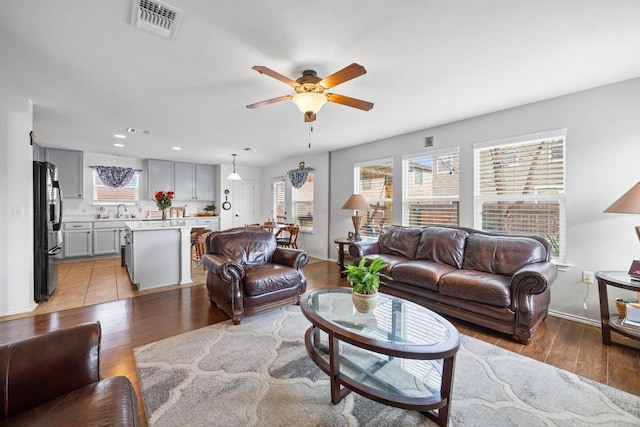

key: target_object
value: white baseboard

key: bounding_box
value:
[548,309,600,327]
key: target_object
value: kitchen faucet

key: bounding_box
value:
[117,204,127,218]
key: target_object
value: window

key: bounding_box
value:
[93,170,139,202]
[272,178,286,222]
[354,158,393,238]
[403,148,459,227]
[293,173,313,232]
[474,130,566,260]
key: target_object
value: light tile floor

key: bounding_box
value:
[1,256,206,322]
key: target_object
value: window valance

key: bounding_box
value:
[95,166,135,188]
[287,162,314,189]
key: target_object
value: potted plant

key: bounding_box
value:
[203,204,216,216]
[343,257,392,313]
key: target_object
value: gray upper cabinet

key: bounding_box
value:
[195,164,215,201]
[147,159,173,199]
[45,148,83,199]
[147,159,215,201]
[173,162,195,201]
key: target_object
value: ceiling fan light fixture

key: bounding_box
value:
[227,154,242,180]
[292,92,327,115]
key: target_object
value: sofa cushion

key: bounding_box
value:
[462,233,548,276]
[378,225,422,259]
[243,264,301,296]
[439,270,511,308]
[361,254,407,276]
[391,260,456,292]
[415,227,468,268]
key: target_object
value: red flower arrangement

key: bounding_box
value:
[154,191,174,210]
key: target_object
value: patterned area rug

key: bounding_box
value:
[134,306,640,426]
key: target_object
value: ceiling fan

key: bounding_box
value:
[246,63,374,122]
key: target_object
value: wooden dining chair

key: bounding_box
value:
[276,225,299,249]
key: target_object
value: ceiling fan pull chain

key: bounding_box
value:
[308,125,313,149]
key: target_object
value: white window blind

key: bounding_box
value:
[272,178,286,222]
[354,158,393,238]
[93,170,139,202]
[293,173,313,232]
[403,148,459,227]
[474,130,566,260]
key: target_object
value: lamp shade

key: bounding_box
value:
[292,92,327,114]
[342,194,370,211]
[604,182,640,214]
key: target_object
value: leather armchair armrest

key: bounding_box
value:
[272,248,309,270]
[349,240,380,258]
[201,254,245,281]
[510,262,558,310]
[0,322,101,418]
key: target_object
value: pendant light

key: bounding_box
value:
[227,154,242,180]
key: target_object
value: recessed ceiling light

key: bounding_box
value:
[113,143,125,147]
[172,146,181,150]
[114,134,126,139]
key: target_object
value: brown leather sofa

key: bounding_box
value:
[349,225,558,344]
[0,322,140,426]
[201,227,309,324]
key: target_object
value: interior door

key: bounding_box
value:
[231,179,255,228]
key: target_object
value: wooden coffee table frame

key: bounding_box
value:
[300,289,460,427]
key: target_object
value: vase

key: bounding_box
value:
[161,209,167,225]
[352,291,378,313]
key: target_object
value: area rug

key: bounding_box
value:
[134,305,640,426]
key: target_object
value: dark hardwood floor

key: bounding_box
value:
[0,258,638,425]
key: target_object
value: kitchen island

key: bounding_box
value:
[124,220,205,290]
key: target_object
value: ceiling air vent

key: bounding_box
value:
[131,0,183,40]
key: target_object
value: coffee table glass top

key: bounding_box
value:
[305,288,456,350]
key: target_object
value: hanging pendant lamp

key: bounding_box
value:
[227,154,242,180]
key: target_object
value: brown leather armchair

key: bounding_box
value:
[201,227,309,324]
[0,322,140,426]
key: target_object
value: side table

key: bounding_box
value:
[596,271,640,351]
[334,238,352,277]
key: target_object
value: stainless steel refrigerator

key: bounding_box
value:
[33,161,63,302]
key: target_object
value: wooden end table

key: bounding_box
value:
[334,238,352,277]
[596,271,640,351]
[300,288,460,426]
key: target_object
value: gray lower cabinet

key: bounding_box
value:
[64,222,92,258]
[93,222,125,255]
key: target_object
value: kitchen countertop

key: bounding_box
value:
[125,220,204,231]
[64,216,205,223]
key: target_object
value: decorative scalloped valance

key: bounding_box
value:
[95,166,135,188]
[287,162,314,189]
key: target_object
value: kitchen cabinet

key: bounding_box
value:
[196,216,220,230]
[174,162,195,201]
[93,222,126,256]
[148,159,216,201]
[45,148,83,199]
[147,159,173,199]
[195,164,215,201]
[64,222,92,258]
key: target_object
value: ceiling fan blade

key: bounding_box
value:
[326,93,374,111]
[246,95,292,109]
[304,112,316,122]
[318,63,367,89]
[252,66,299,87]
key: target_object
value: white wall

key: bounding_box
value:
[328,77,640,321]
[0,93,36,316]
[260,152,330,259]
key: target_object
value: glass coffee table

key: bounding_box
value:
[300,288,460,427]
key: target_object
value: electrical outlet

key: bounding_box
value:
[582,271,595,284]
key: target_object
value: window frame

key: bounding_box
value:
[292,172,314,232]
[92,169,140,204]
[402,147,460,227]
[354,158,393,239]
[473,129,566,261]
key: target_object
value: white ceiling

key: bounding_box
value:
[2,0,640,167]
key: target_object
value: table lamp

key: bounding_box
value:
[342,194,370,241]
[604,182,640,292]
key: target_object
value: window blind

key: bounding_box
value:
[354,159,393,238]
